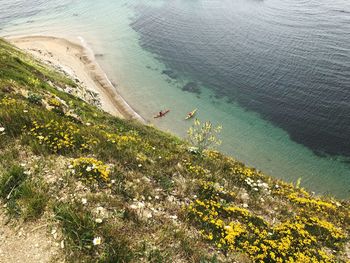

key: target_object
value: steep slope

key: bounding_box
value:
[0,38,349,262]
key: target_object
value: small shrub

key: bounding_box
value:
[0,96,17,107]
[48,97,65,115]
[27,93,43,105]
[104,130,141,150]
[27,119,82,154]
[188,179,345,262]
[27,77,40,87]
[70,157,110,183]
[48,97,62,107]
[187,119,222,154]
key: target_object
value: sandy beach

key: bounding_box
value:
[6,35,144,122]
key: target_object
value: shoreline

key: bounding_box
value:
[6,35,145,122]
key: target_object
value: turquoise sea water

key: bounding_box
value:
[0,0,349,198]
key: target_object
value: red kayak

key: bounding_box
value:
[154,109,170,118]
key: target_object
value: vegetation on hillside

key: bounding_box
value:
[0,38,349,262]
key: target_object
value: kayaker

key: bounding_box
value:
[154,109,170,118]
[185,109,197,120]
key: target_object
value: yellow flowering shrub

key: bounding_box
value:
[48,97,62,107]
[203,150,221,160]
[231,163,256,177]
[196,180,236,202]
[0,96,17,106]
[188,179,347,262]
[80,137,99,152]
[104,131,140,150]
[288,193,336,211]
[27,77,40,87]
[184,160,211,178]
[27,120,82,153]
[70,157,110,183]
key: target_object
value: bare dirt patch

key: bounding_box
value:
[0,209,64,263]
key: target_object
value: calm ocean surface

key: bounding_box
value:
[0,0,349,197]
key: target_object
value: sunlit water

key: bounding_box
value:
[0,0,349,198]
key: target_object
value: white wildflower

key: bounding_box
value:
[93,237,102,246]
[96,206,105,213]
[0,127,5,132]
[81,198,87,205]
[86,166,92,172]
[95,218,103,224]
[243,203,249,208]
[138,164,142,167]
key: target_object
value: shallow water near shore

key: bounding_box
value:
[0,0,349,198]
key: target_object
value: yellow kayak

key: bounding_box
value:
[185,108,197,120]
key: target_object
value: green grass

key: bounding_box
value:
[0,165,49,219]
[54,203,96,255]
[19,179,49,220]
[0,165,27,200]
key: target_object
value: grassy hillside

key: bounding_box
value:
[0,38,349,262]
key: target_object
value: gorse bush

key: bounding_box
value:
[26,119,82,154]
[188,179,346,262]
[48,97,62,107]
[104,130,141,150]
[70,157,110,183]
